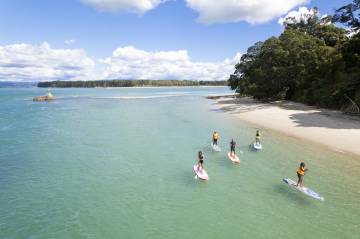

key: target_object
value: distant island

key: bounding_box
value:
[37,80,228,88]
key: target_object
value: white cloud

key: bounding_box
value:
[0,43,241,82]
[185,0,309,24]
[0,42,96,81]
[80,0,164,14]
[64,39,77,45]
[278,6,318,25]
[100,46,241,81]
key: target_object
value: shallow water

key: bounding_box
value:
[1,87,359,239]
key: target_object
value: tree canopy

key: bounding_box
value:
[229,1,360,112]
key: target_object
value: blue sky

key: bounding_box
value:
[0,0,350,81]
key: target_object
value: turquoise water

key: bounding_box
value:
[1,87,359,239]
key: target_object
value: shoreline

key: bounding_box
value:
[211,95,360,157]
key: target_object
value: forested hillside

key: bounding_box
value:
[229,0,360,112]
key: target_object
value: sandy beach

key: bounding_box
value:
[212,96,360,157]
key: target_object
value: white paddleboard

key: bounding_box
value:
[227,152,240,163]
[194,164,209,180]
[283,178,324,201]
[253,142,262,150]
[211,143,221,152]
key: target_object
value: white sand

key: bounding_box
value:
[213,96,360,157]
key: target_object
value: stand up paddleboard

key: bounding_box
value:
[227,152,240,163]
[211,143,221,152]
[253,142,262,150]
[283,178,324,201]
[194,164,209,180]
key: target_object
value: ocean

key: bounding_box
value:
[1,87,359,238]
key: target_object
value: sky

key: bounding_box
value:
[0,0,349,82]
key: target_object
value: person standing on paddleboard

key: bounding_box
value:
[197,151,204,171]
[230,139,236,157]
[296,162,308,187]
[255,130,261,144]
[212,131,219,146]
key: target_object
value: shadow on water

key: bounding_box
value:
[273,184,312,206]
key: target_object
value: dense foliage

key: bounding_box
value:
[229,1,360,111]
[38,80,227,88]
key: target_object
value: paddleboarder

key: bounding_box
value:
[197,151,204,171]
[255,130,261,144]
[230,139,236,157]
[296,162,308,188]
[212,131,219,146]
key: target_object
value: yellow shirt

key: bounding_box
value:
[213,133,218,140]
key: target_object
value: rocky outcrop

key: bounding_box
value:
[33,92,54,101]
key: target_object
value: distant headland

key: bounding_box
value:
[37,80,228,88]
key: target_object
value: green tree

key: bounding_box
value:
[229,2,360,110]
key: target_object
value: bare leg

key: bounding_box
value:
[296,175,301,187]
[297,175,303,187]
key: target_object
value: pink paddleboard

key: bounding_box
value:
[228,152,240,163]
[193,164,209,180]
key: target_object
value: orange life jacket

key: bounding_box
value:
[297,166,305,176]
